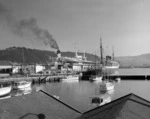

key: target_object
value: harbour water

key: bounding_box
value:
[32,68,150,112]
[2,68,150,113]
[32,80,150,112]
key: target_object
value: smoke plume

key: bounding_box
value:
[0,2,59,50]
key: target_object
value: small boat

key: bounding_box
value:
[115,77,121,82]
[89,75,103,82]
[91,94,111,107]
[0,94,11,100]
[62,75,79,82]
[99,81,114,92]
[0,84,12,97]
[104,60,120,69]
[13,86,32,96]
[13,81,32,90]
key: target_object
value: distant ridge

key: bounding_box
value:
[0,47,150,68]
[0,47,97,64]
[0,47,56,64]
[116,54,150,68]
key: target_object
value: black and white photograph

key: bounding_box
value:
[0,0,150,119]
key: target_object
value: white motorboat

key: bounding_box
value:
[13,81,32,90]
[0,84,12,96]
[91,94,111,107]
[90,75,103,82]
[14,86,32,96]
[62,75,79,82]
[115,77,121,82]
[0,94,11,100]
[99,81,114,92]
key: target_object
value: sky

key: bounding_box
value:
[0,0,150,56]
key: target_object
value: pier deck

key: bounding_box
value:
[82,74,150,80]
[109,74,150,80]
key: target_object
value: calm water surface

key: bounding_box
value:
[4,68,150,113]
[32,80,150,112]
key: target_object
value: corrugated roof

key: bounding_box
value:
[78,93,150,119]
[0,90,81,119]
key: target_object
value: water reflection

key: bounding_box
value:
[12,87,32,97]
[1,80,150,113]
[31,81,116,112]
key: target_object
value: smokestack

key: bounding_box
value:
[57,49,61,59]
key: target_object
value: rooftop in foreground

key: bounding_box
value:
[78,93,150,119]
[0,90,81,119]
[0,90,150,119]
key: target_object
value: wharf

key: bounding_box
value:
[1,73,150,84]
[81,74,150,80]
[81,69,150,80]
[0,74,66,84]
[109,74,150,80]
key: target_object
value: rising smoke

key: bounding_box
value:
[0,2,59,50]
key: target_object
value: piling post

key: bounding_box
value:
[145,75,147,80]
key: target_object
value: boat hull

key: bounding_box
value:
[100,81,114,92]
[91,94,111,107]
[90,76,103,82]
[13,81,32,90]
[62,75,79,82]
[0,86,12,96]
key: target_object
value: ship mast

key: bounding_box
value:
[112,46,114,61]
[100,37,103,65]
[21,48,25,74]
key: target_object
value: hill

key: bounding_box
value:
[1,47,150,68]
[0,47,97,64]
[116,54,150,68]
